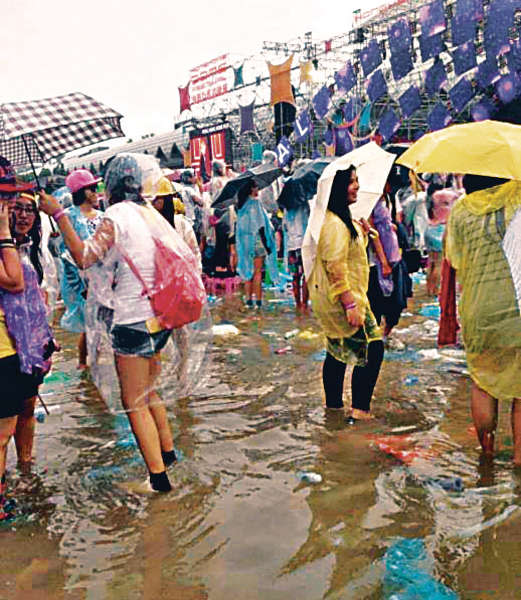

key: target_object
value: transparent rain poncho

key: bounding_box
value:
[445,181,521,400]
[79,153,212,413]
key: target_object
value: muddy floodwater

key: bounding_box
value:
[2,273,521,599]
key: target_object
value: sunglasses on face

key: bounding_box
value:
[13,203,37,215]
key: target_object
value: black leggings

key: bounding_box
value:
[322,340,384,411]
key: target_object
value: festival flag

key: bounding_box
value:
[471,98,496,121]
[312,86,331,119]
[334,61,357,93]
[334,125,353,156]
[452,41,477,76]
[378,109,401,142]
[294,109,312,143]
[388,18,412,55]
[239,101,255,134]
[178,83,191,113]
[419,0,446,38]
[425,60,447,97]
[300,61,313,85]
[267,55,295,106]
[391,50,413,80]
[427,104,452,131]
[325,40,332,53]
[399,86,422,118]
[449,77,475,112]
[366,70,387,103]
[234,64,244,88]
[360,39,382,76]
[276,136,293,167]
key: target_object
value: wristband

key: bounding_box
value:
[342,302,357,311]
[0,242,15,249]
[52,208,66,221]
[0,238,14,244]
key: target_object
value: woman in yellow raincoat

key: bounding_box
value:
[445,175,521,464]
[308,167,384,422]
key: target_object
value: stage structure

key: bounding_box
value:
[175,0,521,168]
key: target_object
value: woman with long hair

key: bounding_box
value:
[308,167,384,422]
[39,154,181,492]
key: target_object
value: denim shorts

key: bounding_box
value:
[111,321,172,358]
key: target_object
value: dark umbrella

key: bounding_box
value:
[277,157,335,210]
[211,163,283,208]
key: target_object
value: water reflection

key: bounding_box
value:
[1,286,520,598]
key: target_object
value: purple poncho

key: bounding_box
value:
[0,254,54,375]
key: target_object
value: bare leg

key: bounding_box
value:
[427,251,441,296]
[471,382,498,456]
[78,332,87,367]
[14,395,36,466]
[147,354,174,453]
[292,274,301,308]
[244,279,253,302]
[511,399,521,465]
[114,354,165,474]
[0,416,17,489]
[252,257,264,302]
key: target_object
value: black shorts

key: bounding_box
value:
[0,354,40,419]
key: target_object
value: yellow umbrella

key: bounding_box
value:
[396,120,521,180]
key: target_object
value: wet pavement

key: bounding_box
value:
[2,273,521,599]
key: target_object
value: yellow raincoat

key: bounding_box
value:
[308,211,381,364]
[446,181,521,400]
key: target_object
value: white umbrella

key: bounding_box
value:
[302,142,396,280]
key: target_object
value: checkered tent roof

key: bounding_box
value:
[0,92,124,166]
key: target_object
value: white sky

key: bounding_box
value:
[4,0,384,139]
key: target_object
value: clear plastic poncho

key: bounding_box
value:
[445,180,521,400]
[81,153,212,413]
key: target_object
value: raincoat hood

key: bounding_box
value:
[461,180,521,216]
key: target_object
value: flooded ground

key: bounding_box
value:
[2,273,521,599]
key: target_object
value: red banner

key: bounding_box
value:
[189,54,230,105]
[189,128,232,176]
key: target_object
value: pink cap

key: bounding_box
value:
[65,169,102,193]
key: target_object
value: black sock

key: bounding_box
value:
[256,300,262,307]
[1,474,5,485]
[149,471,172,492]
[162,449,177,467]
[246,299,253,306]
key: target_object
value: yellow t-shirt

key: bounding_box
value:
[0,307,16,359]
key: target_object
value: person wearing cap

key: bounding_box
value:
[0,158,56,511]
[61,169,102,369]
[152,177,201,273]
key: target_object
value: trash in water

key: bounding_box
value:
[422,475,464,492]
[275,346,292,355]
[419,303,441,319]
[312,349,327,361]
[298,329,320,340]
[383,537,458,599]
[212,324,240,336]
[284,329,300,339]
[404,375,419,386]
[297,471,322,484]
[418,348,442,360]
[384,349,420,363]
[35,409,46,423]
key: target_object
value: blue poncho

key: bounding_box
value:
[236,197,279,284]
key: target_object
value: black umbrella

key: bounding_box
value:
[211,163,283,208]
[277,157,335,210]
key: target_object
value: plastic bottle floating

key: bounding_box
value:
[419,303,441,319]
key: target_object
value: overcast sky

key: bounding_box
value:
[4,0,383,139]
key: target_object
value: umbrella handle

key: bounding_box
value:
[21,135,57,234]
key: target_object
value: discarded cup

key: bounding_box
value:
[297,471,322,484]
[284,329,299,340]
[404,375,419,386]
[35,409,46,423]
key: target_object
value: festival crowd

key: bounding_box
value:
[0,142,520,519]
